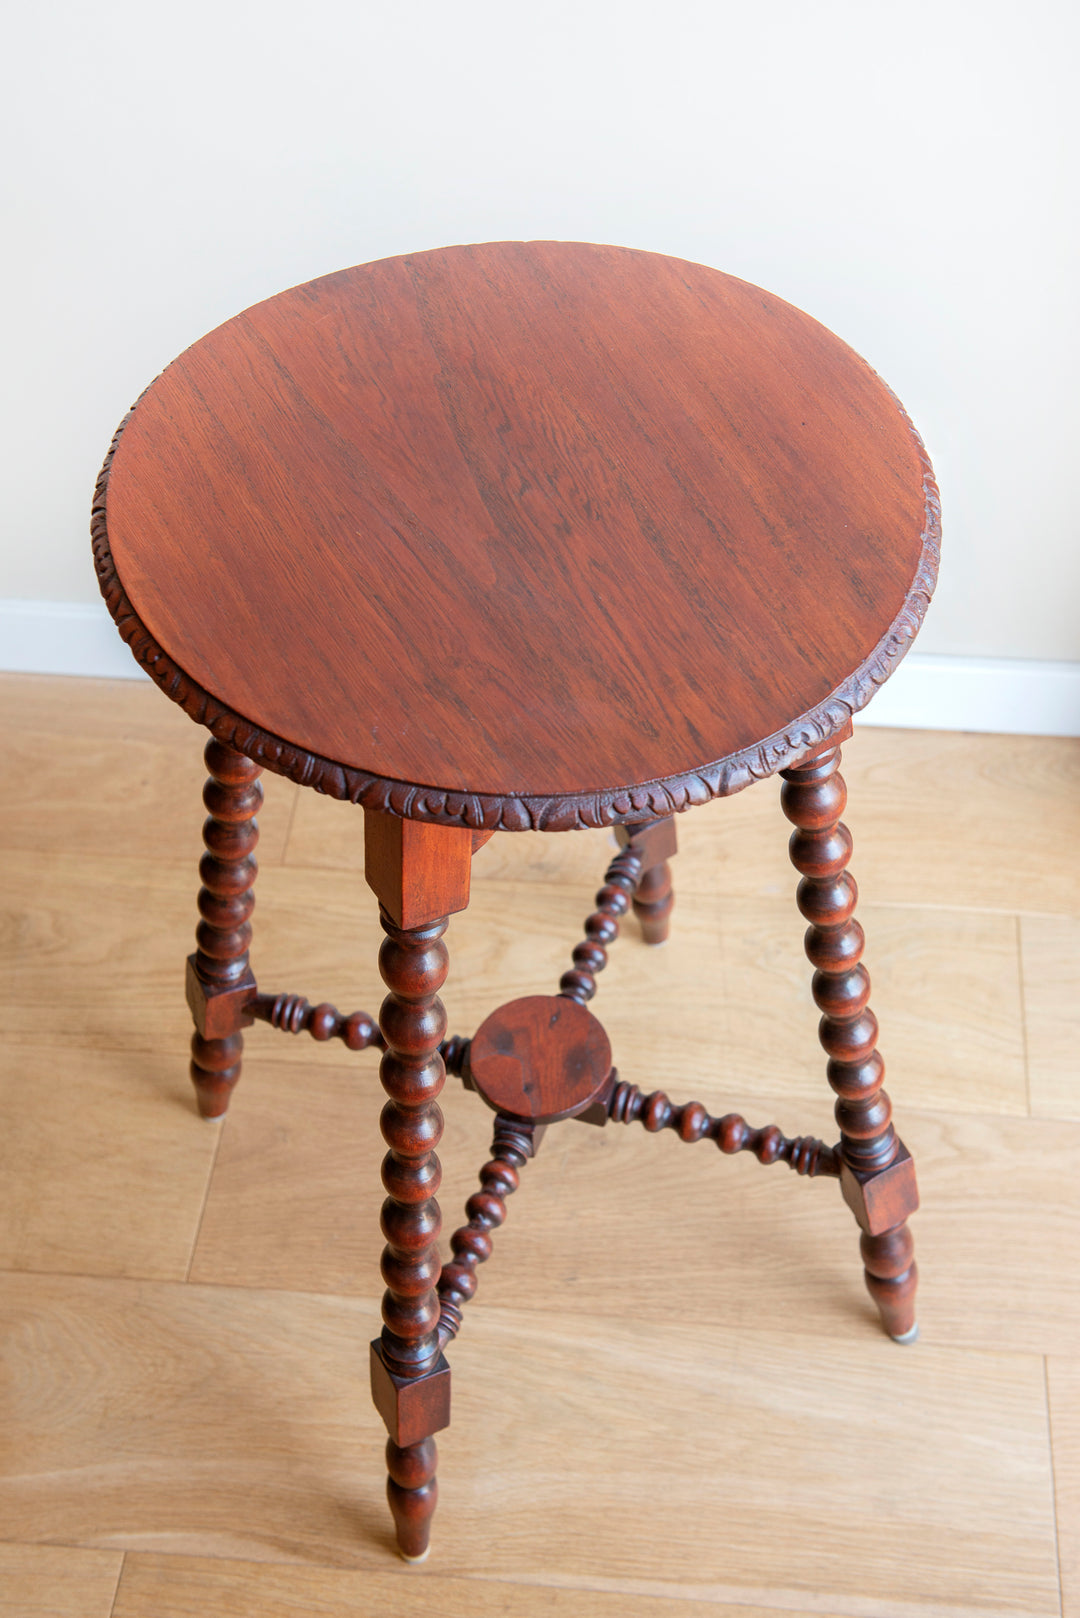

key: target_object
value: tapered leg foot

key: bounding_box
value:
[616,817,677,946]
[632,861,674,945]
[190,1031,243,1119]
[387,1437,438,1561]
[862,1224,919,1341]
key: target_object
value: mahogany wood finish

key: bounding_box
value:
[247,992,384,1051]
[370,899,454,1559]
[437,1117,542,1348]
[369,1345,451,1450]
[608,1078,839,1176]
[185,740,261,1118]
[616,818,678,945]
[559,844,645,1004]
[438,1033,472,1082]
[780,740,919,1340]
[385,1436,439,1564]
[467,996,612,1125]
[95,242,940,832]
[92,242,938,1561]
[631,864,675,946]
[364,811,474,929]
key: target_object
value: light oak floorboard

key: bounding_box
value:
[449,885,1028,1118]
[0,849,379,1062]
[0,1543,122,1616]
[0,673,297,867]
[1021,915,1080,1122]
[822,728,1080,918]
[188,1057,1080,1358]
[0,1273,1058,1616]
[8,676,1078,914]
[1048,1356,1080,1618]
[7,852,1025,1119]
[111,1553,795,1618]
[282,724,1080,918]
[0,1043,219,1280]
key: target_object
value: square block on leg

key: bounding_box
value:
[185,956,256,1040]
[363,812,475,929]
[369,1341,451,1447]
[840,1143,919,1236]
[614,815,678,868]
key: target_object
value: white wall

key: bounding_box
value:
[3,0,1078,660]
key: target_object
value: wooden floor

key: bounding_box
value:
[2,673,1079,1618]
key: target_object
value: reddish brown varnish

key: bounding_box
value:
[371,905,451,1560]
[467,996,612,1124]
[619,816,679,944]
[92,244,936,1561]
[608,1078,839,1176]
[247,992,383,1050]
[780,740,919,1339]
[558,843,644,1004]
[437,1117,542,1347]
[187,740,261,1118]
[98,242,937,830]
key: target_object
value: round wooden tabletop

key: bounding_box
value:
[94,241,939,831]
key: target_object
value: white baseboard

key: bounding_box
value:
[2,599,1078,737]
[1,598,149,681]
[854,652,1080,737]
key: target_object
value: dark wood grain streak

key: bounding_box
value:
[92,242,940,832]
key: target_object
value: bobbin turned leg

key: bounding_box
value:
[615,815,677,945]
[780,731,919,1342]
[185,739,261,1118]
[364,811,476,1562]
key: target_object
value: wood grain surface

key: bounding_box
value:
[110,1554,787,1618]
[1048,1356,1080,1617]
[97,242,938,827]
[468,994,613,1121]
[0,1272,1059,1611]
[0,1544,122,1617]
[1022,915,1080,1121]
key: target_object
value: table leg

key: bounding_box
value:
[779,738,919,1343]
[185,739,260,1118]
[616,816,678,944]
[364,812,475,1560]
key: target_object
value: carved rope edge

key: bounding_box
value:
[91,406,941,832]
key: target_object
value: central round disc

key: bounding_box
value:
[467,995,613,1124]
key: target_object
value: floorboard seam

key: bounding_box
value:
[1044,1357,1066,1617]
[107,1550,127,1618]
[279,780,303,865]
[1017,914,1034,1118]
[185,1117,228,1284]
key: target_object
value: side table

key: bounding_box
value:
[91,240,940,1562]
